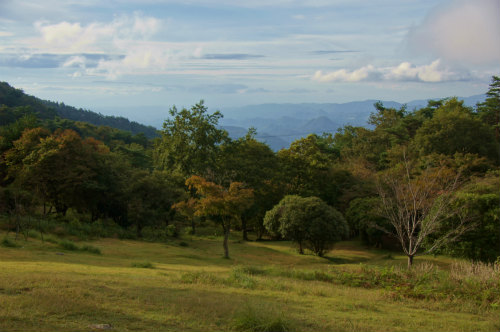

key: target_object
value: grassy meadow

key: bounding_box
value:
[0,229,499,332]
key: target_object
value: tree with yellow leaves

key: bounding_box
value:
[184,175,254,258]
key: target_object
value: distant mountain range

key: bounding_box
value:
[219,95,486,150]
[1,81,486,151]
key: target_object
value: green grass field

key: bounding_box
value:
[0,230,498,332]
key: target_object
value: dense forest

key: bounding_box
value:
[1,77,499,265]
[0,82,158,138]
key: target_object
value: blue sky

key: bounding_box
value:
[0,0,499,120]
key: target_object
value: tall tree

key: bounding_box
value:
[278,134,351,206]
[413,98,497,161]
[218,129,281,240]
[154,101,228,179]
[477,75,500,161]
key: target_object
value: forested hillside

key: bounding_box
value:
[0,82,158,138]
[1,77,499,265]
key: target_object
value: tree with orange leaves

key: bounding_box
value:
[184,175,254,258]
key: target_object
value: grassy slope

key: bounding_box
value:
[0,232,498,332]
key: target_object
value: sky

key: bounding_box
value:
[0,0,499,121]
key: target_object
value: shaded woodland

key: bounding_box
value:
[1,77,499,264]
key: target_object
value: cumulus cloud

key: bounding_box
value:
[407,0,500,65]
[30,14,168,79]
[313,65,377,82]
[312,59,469,83]
[86,44,171,79]
[34,14,161,53]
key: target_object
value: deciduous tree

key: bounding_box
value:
[376,153,471,267]
[185,175,254,258]
[154,101,228,179]
[264,195,348,256]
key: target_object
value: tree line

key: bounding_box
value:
[1,77,499,265]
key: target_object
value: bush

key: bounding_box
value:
[232,305,291,332]
[58,239,79,251]
[1,237,18,248]
[180,271,220,285]
[227,268,257,289]
[80,245,102,255]
[131,262,155,269]
[264,195,349,256]
[43,235,60,244]
[166,224,178,238]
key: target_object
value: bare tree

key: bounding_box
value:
[376,155,472,267]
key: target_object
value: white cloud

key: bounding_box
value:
[62,55,86,68]
[313,65,376,82]
[30,14,167,79]
[0,31,13,37]
[407,0,500,65]
[312,59,469,83]
[33,13,161,53]
[84,42,172,79]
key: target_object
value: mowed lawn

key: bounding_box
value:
[0,232,498,332]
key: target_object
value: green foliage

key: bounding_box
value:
[57,239,102,254]
[179,271,220,285]
[232,304,291,332]
[127,170,183,237]
[131,262,155,269]
[227,267,257,289]
[0,81,157,138]
[413,98,497,161]
[264,195,349,256]
[345,197,390,247]
[80,244,102,255]
[277,134,352,205]
[58,239,79,251]
[427,172,500,262]
[166,224,179,238]
[154,101,227,178]
[1,236,18,248]
[218,130,281,240]
[477,75,500,146]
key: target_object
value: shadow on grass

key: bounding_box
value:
[324,256,370,264]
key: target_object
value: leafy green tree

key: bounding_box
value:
[127,170,184,238]
[278,134,351,206]
[413,98,497,161]
[345,197,390,247]
[477,76,500,142]
[477,75,500,162]
[154,101,228,179]
[219,129,281,240]
[5,128,111,216]
[264,195,348,256]
[426,172,500,262]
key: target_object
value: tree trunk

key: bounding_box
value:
[256,225,264,241]
[241,217,248,241]
[223,225,230,259]
[298,241,304,254]
[407,255,414,268]
[136,223,142,238]
[191,219,196,235]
